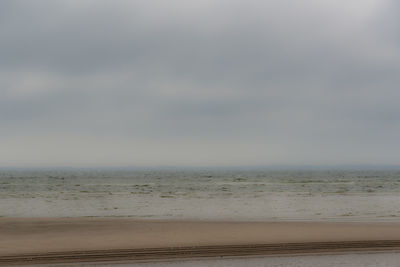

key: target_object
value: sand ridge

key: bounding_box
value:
[2,218,400,265]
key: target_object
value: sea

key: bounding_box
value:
[1,169,400,221]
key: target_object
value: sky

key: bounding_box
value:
[0,0,399,167]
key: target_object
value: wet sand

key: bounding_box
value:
[2,218,400,265]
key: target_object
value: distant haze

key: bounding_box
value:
[1,0,399,167]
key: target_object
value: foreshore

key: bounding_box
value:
[2,218,400,265]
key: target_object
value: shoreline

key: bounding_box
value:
[2,218,400,265]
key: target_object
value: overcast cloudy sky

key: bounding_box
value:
[1,0,399,167]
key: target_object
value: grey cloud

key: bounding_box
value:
[0,0,400,166]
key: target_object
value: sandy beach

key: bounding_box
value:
[2,218,400,265]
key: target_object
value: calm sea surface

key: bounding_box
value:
[1,169,400,220]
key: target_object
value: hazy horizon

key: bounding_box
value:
[1,0,399,167]
[2,164,400,171]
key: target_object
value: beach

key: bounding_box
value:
[2,218,400,265]
[3,170,400,265]
[34,253,400,267]
[2,0,399,264]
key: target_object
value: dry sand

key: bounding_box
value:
[1,218,400,265]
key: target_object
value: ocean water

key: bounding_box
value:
[1,169,400,220]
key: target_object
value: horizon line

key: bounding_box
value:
[1,164,400,171]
